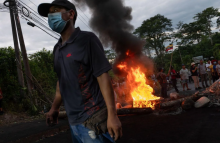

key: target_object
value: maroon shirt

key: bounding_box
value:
[170,69,177,79]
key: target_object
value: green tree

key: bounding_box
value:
[194,7,220,45]
[134,14,173,61]
[29,48,57,100]
[0,47,25,111]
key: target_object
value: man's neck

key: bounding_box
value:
[61,26,75,45]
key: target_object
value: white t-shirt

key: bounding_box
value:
[180,68,189,80]
[216,64,220,73]
[206,63,211,72]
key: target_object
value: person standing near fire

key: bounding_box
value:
[169,66,179,93]
[38,0,122,142]
[206,60,212,85]
[216,60,220,79]
[190,62,202,90]
[198,60,209,88]
[156,68,170,98]
[210,61,218,82]
[180,64,191,91]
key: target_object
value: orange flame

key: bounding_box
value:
[117,62,160,109]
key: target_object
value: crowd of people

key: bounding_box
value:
[156,59,220,98]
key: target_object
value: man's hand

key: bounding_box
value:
[46,109,59,126]
[107,113,122,141]
[97,73,123,141]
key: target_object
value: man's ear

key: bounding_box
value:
[69,9,75,20]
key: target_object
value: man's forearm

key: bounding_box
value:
[51,81,62,111]
[97,73,117,116]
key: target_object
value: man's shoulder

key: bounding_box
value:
[79,30,97,39]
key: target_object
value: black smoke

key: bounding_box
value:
[73,0,153,75]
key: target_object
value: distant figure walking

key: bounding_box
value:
[180,64,191,91]
[156,68,170,98]
[206,60,212,85]
[216,60,220,79]
[190,62,202,90]
[198,60,209,88]
[210,62,218,82]
[169,66,179,93]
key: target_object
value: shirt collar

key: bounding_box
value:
[57,27,81,47]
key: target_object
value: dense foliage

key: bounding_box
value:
[0,47,57,114]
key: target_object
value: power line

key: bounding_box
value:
[17,0,49,26]
[72,0,90,20]
[25,0,92,31]
[16,0,60,37]
[7,3,60,39]
[28,0,38,7]
[77,16,92,31]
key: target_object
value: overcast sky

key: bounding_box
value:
[0,0,220,54]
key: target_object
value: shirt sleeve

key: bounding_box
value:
[180,69,182,75]
[89,34,112,77]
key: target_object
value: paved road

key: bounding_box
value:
[167,79,212,96]
[36,107,220,143]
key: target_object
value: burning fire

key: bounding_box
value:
[117,58,160,109]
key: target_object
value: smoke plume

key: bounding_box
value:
[73,0,154,76]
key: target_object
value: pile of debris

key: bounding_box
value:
[154,79,220,115]
[56,80,220,118]
[117,80,220,115]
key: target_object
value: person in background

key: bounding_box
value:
[156,68,170,98]
[180,64,191,91]
[190,62,202,90]
[169,66,179,93]
[216,60,220,79]
[0,88,3,115]
[198,60,209,88]
[176,71,182,86]
[206,60,212,85]
[188,70,193,83]
[210,61,218,82]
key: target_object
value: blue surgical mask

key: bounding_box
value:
[48,11,70,33]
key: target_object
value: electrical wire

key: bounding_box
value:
[23,0,93,31]
[72,0,90,20]
[18,6,60,38]
[8,4,60,40]
[17,0,48,24]
[22,16,59,40]
[17,0,58,36]
[28,0,38,7]
[16,0,60,37]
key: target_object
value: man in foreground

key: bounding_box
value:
[38,0,122,142]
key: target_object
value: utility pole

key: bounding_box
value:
[9,0,25,96]
[8,0,33,97]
